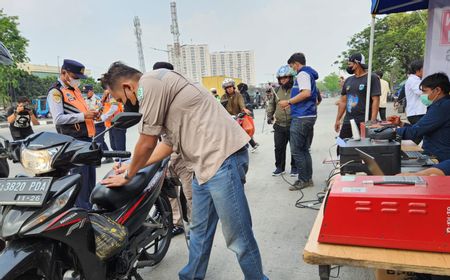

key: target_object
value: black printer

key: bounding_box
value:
[339,138,401,175]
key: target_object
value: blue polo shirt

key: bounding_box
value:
[434,159,450,175]
[397,96,450,162]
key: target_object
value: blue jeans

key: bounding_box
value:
[290,117,316,182]
[179,148,268,280]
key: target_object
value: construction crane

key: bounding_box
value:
[170,1,181,71]
[134,16,146,73]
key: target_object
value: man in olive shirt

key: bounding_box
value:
[101,62,268,280]
[267,65,297,177]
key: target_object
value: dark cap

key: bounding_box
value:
[153,62,174,70]
[62,59,88,79]
[82,84,93,93]
[348,53,367,69]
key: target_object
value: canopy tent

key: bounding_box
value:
[371,0,429,15]
[362,0,430,121]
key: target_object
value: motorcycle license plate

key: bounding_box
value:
[0,177,52,207]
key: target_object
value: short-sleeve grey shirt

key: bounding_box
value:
[138,69,250,184]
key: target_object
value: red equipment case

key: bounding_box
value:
[319,175,450,253]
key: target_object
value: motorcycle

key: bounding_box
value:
[0,112,173,280]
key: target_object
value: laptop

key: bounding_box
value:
[355,148,427,185]
[355,148,384,175]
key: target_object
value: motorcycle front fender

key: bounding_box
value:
[0,238,55,280]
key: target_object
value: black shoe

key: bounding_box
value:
[172,225,184,236]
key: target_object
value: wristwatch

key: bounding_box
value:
[288,100,292,105]
[123,169,131,180]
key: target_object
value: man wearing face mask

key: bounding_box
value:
[334,53,381,139]
[100,62,268,280]
[388,73,450,162]
[279,52,319,190]
[47,59,98,209]
[266,65,297,177]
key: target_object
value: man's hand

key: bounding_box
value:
[334,120,341,133]
[101,174,129,188]
[278,100,290,109]
[113,162,128,175]
[267,117,273,125]
[387,115,401,126]
[84,110,98,120]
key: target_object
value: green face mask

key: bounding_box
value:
[420,94,433,107]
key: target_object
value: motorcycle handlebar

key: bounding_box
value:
[102,151,131,158]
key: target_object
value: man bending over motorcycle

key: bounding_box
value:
[100,62,268,280]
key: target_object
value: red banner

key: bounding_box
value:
[441,10,450,45]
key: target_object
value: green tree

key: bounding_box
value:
[0,9,29,107]
[336,11,427,86]
[323,73,340,93]
[80,77,103,94]
[317,73,340,96]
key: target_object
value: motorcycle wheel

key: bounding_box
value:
[139,194,173,266]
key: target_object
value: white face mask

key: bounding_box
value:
[69,78,81,88]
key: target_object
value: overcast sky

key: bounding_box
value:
[2,0,374,84]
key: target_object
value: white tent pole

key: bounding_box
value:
[365,14,376,122]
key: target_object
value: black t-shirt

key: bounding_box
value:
[341,73,381,123]
[7,107,35,139]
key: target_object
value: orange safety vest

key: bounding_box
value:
[103,96,123,128]
[52,82,96,138]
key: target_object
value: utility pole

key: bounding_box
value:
[170,1,181,71]
[134,16,146,73]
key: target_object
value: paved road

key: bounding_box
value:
[0,98,389,279]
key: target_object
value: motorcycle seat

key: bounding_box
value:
[90,160,164,211]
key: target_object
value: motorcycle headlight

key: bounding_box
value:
[20,185,75,234]
[21,146,61,174]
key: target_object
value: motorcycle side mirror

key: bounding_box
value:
[111,112,142,129]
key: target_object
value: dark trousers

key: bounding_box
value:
[379,107,386,121]
[337,119,363,156]
[109,127,126,151]
[338,118,364,140]
[407,114,425,144]
[71,165,96,209]
[249,138,257,148]
[95,122,109,151]
[290,117,316,182]
[274,123,296,171]
[70,137,96,209]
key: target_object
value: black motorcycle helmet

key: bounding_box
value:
[0,41,13,65]
[237,83,248,93]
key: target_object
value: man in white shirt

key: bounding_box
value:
[375,71,391,121]
[405,60,426,125]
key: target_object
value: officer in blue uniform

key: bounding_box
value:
[47,59,98,209]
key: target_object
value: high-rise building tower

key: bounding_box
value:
[134,16,146,73]
[170,1,181,71]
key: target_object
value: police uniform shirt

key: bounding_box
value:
[47,78,85,125]
[138,69,250,184]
